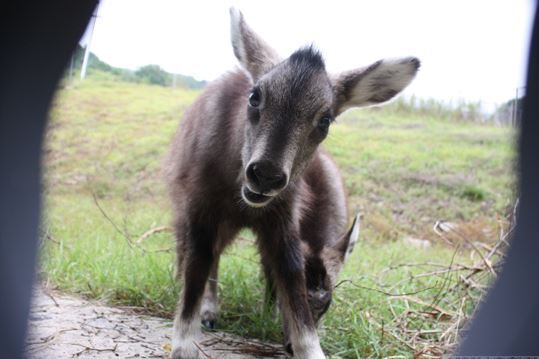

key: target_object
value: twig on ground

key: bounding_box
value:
[334,279,435,297]
[25,328,78,347]
[368,209,512,357]
[389,295,455,320]
[92,192,136,249]
[412,265,481,279]
[44,233,61,246]
[136,226,173,244]
[43,289,60,307]
[487,224,512,260]
[366,313,416,351]
[148,246,175,253]
[193,341,213,359]
[72,343,118,357]
[200,333,285,357]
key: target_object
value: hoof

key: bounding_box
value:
[201,319,215,329]
[171,345,199,359]
[285,342,294,357]
[200,306,217,329]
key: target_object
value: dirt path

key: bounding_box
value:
[25,287,286,358]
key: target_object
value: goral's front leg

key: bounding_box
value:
[172,219,218,359]
[259,230,326,359]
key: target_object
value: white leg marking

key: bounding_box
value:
[291,330,325,359]
[172,311,201,359]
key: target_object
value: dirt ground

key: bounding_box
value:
[25,287,286,358]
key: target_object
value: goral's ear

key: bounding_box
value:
[229,7,281,81]
[337,213,361,262]
[332,57,420,116]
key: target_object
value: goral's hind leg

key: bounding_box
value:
[200,258,219,329]
[261,258,276,314]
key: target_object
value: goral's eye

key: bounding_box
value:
[248,88,261,108]
[318,115,332,131]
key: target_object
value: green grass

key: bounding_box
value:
[40,71,515,357]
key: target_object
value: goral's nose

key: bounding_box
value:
[246,161,287,193]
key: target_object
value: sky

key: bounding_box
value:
[81,0,536,109]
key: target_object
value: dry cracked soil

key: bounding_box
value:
[25,287,286,358]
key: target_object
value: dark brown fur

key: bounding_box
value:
[166,9,418,358]
[166,67,351,354]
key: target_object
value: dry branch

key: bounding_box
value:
[92,192,136,250]
[370,210,514,357]
[136,226,173,244]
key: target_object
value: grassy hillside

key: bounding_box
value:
[69,45,206,89]
[40,71,515,358]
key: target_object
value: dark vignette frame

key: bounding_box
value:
[0,2,536,357]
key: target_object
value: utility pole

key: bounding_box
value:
[80,3,99,80]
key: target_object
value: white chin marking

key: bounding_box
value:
[241,190,272,208]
